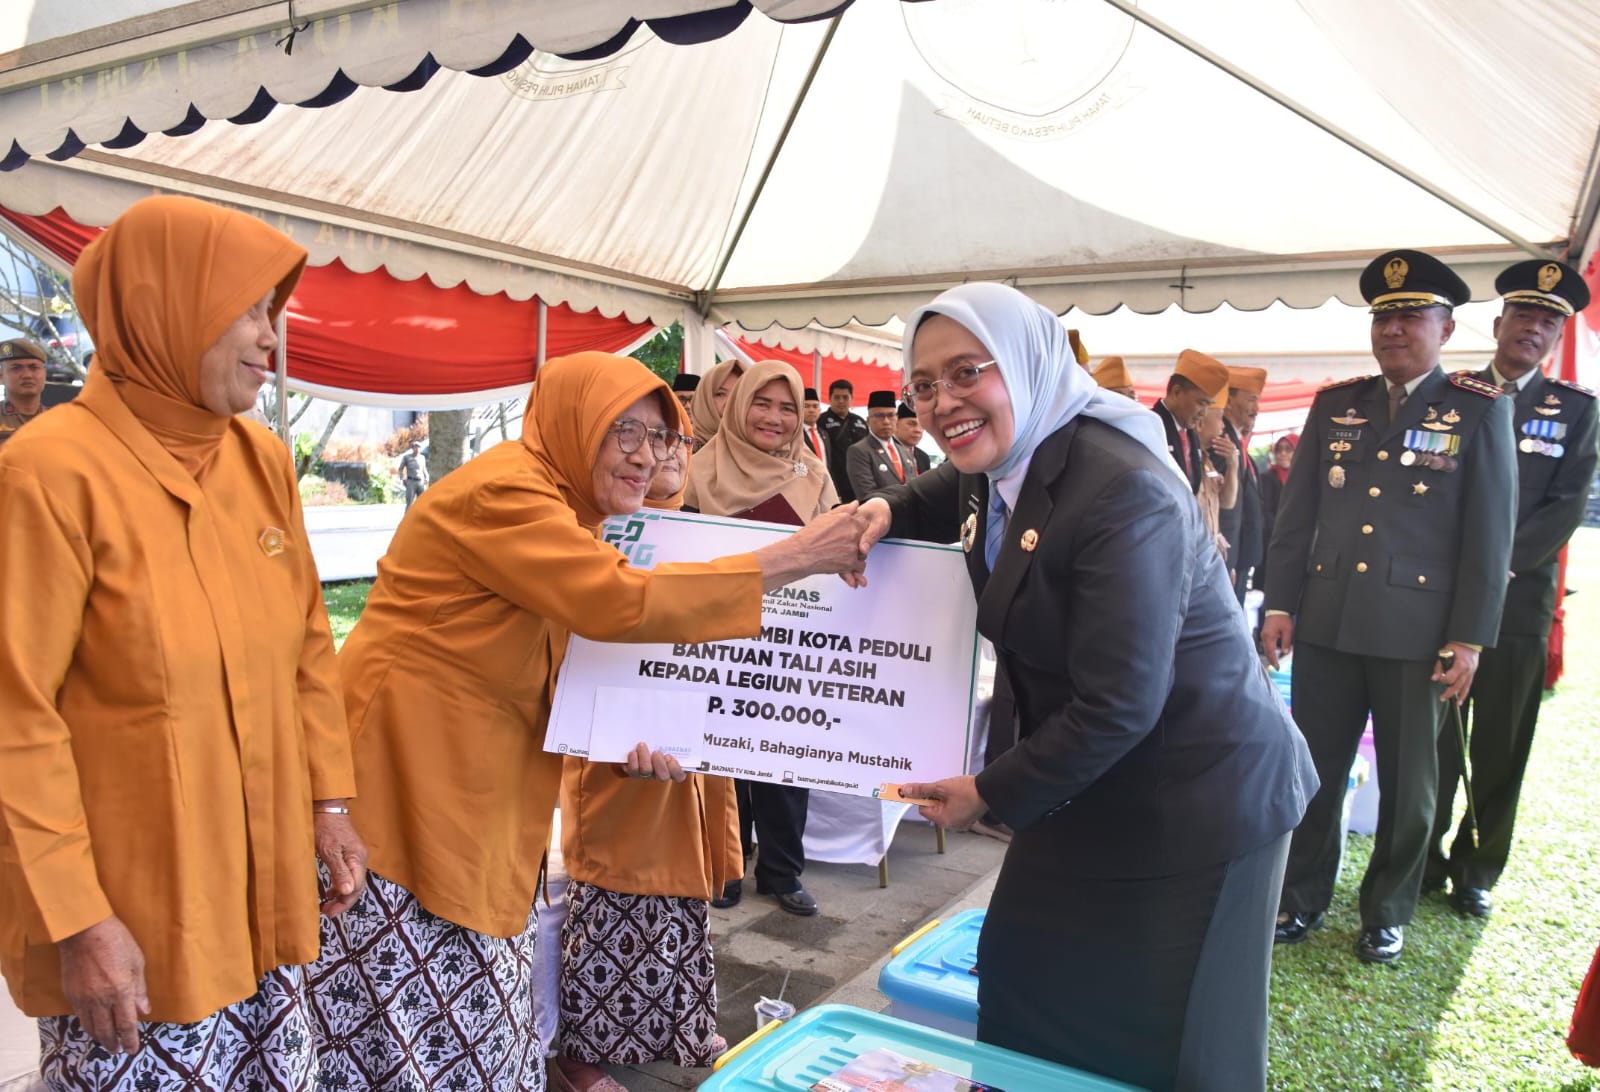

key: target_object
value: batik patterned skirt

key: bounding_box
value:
[557,880,721,1068]
[307,871,544,1091]
[38,965,315,1091]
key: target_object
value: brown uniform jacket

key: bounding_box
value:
[0,378,353,1021]
[338,439,763,937]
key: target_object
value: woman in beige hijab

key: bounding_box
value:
[687,359,743,451]
[684,360,837,916]
[685,359,837,524]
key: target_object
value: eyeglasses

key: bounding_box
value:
[902,360,999,406]
[608,418,683,460]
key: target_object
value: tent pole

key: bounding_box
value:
[700,16,843,316]
[1096,0,1548,258]
[812,350,822,392]
[536,300,547,367]
[274,310,289,443]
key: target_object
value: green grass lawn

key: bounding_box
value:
[321,579,371,648]
[1269,526,1600,1091]
[315,531,1600,1089]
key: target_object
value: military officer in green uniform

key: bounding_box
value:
[0,338,51,451]
[1262,249,1516,964]
[1428,258,1596,918]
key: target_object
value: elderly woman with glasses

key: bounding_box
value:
[856,284,1316,1092]
[307,352,867,1091]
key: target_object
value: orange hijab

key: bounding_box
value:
[521,351,689,529]
[73,195,306,477]
[684,359,835,521]
[686,358,743,446]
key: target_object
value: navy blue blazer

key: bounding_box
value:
[882,419,1316,878]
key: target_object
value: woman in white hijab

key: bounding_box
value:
[857,283,1315,1092]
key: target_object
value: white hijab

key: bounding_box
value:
[903,283,1186,509]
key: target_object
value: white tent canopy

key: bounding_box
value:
[3,0,1598,338]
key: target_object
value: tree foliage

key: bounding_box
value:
[629,321,684,382]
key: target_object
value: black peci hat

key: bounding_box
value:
[896,401,916,419]
[672,372,701,392]
[867,390,898,410]
[1495,258,1589,318]
[1360,249,1471,313]
[803,387,819,401]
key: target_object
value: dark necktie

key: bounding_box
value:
[1387,383,1407,425]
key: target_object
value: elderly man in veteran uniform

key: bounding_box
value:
[1262,248,1515,964]
[1154,349,1229,493]
[1092,355,1138,400]
[1224,366,1268,604]
[0,338,51,450]
[1426,258,1596,920]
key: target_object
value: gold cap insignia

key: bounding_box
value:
[1384,257,1409,289]
[259,527,286,557]
[1538,263,1562,292]
[960,512,977,554]
[1020,529,1039,552]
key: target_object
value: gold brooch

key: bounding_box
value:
[259,527,286,557]
[960,513,977,553]
[1412,481,1429,495]
[1020,529,1039,552]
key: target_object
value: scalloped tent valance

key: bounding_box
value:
[3,0,1599,335]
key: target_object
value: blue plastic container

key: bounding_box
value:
[703,1003,1141,1090]
[876,909,984,1038]
[1267,666,1293,709]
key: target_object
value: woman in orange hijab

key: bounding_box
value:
[550,361,834,1090]
[682,360,837,918]
[310,352,864,1090]
[0,195,366,1090]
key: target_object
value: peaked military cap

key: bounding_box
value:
[1360,249,1470,313]
[1495,258,1589,318]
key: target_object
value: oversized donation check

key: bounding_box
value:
[545,509,979,798]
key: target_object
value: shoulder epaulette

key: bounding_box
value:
[1449,372,1502,398]
[1548,377,1596,398]
[1318,374,1373,393]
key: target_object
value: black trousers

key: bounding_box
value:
[735,780,809,894]
[1280,642,1444,926]
[978,832,1289,1092]
[1429,632,1547,891]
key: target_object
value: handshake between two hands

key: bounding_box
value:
[788,498,895,588]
